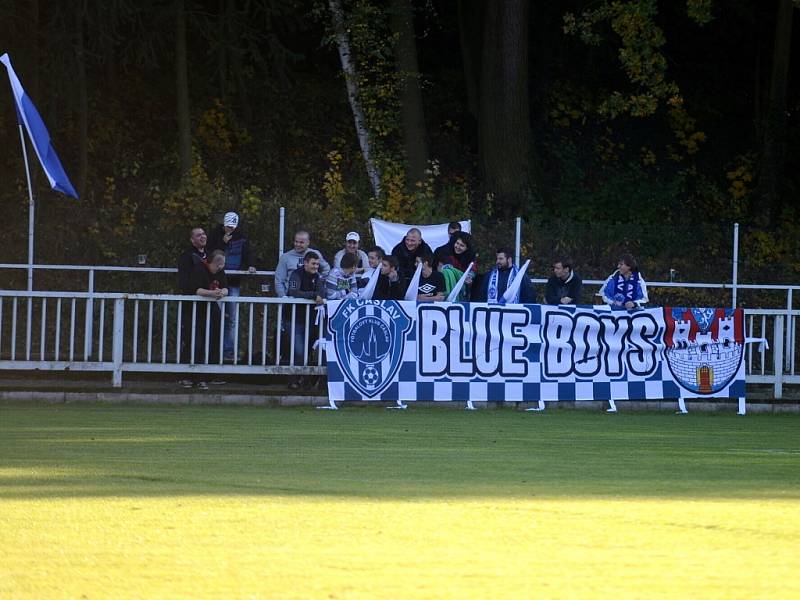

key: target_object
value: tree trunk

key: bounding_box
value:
[217,0,229,97]
[391,0,428,186]
[478,0,534,216]
[76,0,88,198]
[176,0,193,176]
[457,0,482,120]
[328,0,382,198]
[758,0,794,223]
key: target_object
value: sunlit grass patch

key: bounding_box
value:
[1,405,799,598]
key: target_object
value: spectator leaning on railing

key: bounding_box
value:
[545,256,582,305]
[275,230,331,297]
[287,251,326,390]
[191,249,229,366]
[600,253,648,309]
[177,227,208,380]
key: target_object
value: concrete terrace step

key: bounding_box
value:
[0,375,798,413]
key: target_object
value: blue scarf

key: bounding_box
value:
[612,270,640,304]
[487,265,519,304]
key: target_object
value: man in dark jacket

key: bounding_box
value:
[287,251,325,389]
[178,227,208,294]
[473,247,536,304]
[207,211,256,360]
[373,255,406,300]
[391,228,432,287]
[177,227,208,370]
[544,257,583,305]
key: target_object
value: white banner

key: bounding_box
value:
[369,218,471,254]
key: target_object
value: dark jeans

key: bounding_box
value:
[180,301,222,364]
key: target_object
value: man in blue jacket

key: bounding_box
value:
[207,212,256,361]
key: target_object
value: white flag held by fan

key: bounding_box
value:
[359,265,382,300]
[445,262,474,302]
[404,262,423,301]
[502,260,531,304]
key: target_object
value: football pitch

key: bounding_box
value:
[1,404,799,599]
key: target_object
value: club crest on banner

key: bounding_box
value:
[329,299,412,397]
[663,307,744,394]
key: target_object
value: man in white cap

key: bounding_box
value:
[207,211,256,361]
[333,231,369,275]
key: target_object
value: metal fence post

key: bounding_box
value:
[85,269,95,359]
[279,206,285,259]
[112,297,125,387]
[773,314,784,400]
[786,288,793,372]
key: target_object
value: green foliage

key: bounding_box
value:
[564,0,713,118]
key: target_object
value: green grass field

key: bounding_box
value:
[1,404,799,599]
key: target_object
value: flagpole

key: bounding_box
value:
[17,123,35,291]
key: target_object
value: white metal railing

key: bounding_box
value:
[0,290,797,397]
[0,291,325,387]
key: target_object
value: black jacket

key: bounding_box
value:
[432,233,476,271]
[287,267,325,300]
[177,246,207,294]
[544,272,583,305]
[391,239,433,284]
[373,273,406,300]
[207,225,253,286]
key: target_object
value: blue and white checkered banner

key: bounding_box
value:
[325,300,746,403]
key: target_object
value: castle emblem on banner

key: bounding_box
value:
[663,307,744,394]
[329,299,412,398]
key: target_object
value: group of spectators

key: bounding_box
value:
[176,214,649,387]
[269,221,647,309]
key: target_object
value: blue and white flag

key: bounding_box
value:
[1,53,78,198]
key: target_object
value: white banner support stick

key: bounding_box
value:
[317,398,338,410]
[732,222,739,308]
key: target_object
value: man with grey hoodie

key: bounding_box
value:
[274,230,331,296]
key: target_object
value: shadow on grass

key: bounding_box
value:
[1,404,799,500]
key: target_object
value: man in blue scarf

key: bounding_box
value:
[600,253,648,309]
[474,247,536,304]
